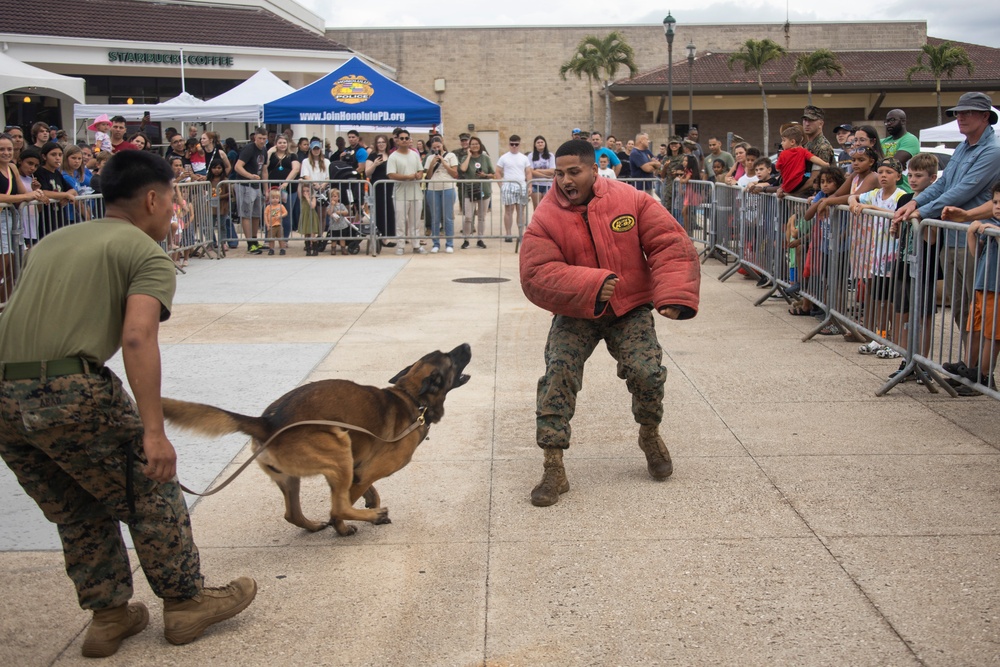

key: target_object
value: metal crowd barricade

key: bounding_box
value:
[668,179,713,255]
[371,178,526,255]
[708,182,740,266]
[886,218,999,399]
[221,178,376,256]
[172,181,222,263]
[802,206,895,347]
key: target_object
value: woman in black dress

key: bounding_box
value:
[364,134,396,247]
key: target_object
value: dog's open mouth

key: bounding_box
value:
[454,373,471,388]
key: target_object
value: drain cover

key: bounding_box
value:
[452,277,510,284]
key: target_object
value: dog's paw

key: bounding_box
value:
[373,508,391,525]
[330,519,357,536]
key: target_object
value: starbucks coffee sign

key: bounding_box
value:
[108,51,234,67]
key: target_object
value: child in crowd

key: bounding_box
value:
[326,188,351,255]
[597,154,617,179]
[36,142,77,238]
[87,114,112,154]
[951,182,1000,394]
[89,151,111,194]
[786,166,846,315]
[747,157,779,193]
[736,148,761,188]
[848,157,907,356]
[773,125,829,197]
[263,188,288,256]
[171,184,194,267]
[208,159,236,250]
[710,158,728,183]
[887,152,939,382]
[16,147,46,248]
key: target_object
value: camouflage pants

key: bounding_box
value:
[536,306,666,449]
[0,368,202,610]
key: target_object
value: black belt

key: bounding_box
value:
[1,358,95,380]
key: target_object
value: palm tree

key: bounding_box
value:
[790,49,845,106]
[560,31,639,137]
[728,38,786,152]
[559,51,601,134]
[906,42,975,124]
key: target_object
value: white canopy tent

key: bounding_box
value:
[919,109,1000,143]
[193,69,295,123]
[74,92,207,127]
[0,53,86,128]
[73,70,296,135]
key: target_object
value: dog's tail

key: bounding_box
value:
[162,398,271,442]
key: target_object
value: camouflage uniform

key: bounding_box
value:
[536,305,666,449]
[0,367,202,610]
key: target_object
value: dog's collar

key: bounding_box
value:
[394,386,429,429]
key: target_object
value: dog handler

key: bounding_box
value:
[0,151,256,658]
[520,140,701,507]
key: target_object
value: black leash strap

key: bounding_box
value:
[178,408,427,498]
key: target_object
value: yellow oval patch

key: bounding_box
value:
[610,214,636,233]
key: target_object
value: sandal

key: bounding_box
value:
[818,323,843,336]
[858,340,882,355]
[876,346,902,359]
[788,305,813,316]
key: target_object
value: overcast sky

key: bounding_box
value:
[309,0,1000,49]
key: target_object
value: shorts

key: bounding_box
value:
[892,260,940,316]
[500,182,528,206]
[234,183,263,218]
[1,210,16,255]
[531,182,551,194]
[967,290,1000,339]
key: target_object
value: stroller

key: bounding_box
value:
[314,162,371,255]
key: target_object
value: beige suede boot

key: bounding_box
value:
[638,425,673,481]
[81,602,149,658]
[163,577,257,645]
[530,448,570,507]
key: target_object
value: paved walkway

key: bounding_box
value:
[2,245,998,666]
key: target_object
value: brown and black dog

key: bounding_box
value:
[162,343,471,536]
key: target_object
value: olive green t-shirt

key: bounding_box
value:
[0,218,175,365]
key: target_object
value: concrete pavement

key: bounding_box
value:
[1,244,998,666]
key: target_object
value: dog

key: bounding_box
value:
[162,343,471,536]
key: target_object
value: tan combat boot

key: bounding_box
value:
[530,448,570,507]
[163,577,257,645]
[638,425,673,481]
[81,601,149,658]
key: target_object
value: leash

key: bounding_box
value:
[178,406,428,498]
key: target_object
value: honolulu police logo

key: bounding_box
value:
[331,75,375,105]
[610,214,636,233]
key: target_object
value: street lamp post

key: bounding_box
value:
[663,12,676,136]
[687,41,696,132]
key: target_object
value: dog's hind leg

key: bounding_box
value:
[361,485,380,509]
[267,472,328,533]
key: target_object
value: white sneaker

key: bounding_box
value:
[430,246,439,254]
[395,247,405,256]
[444,246,454,253]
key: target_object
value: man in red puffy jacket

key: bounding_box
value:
[519,140,701,507]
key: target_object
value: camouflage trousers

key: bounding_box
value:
[536,306,666,449]
[0,368,202,610]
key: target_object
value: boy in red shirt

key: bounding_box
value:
[774,125,829,197]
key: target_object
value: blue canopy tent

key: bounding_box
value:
[263,57,441,132]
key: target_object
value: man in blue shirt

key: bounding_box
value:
[628,132,662,192]
[894,92,1000,330]
[591,131,621,176]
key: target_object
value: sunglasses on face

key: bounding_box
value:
[510,142,519,146]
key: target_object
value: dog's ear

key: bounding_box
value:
[419,371,445,396]
[389,364,413,384]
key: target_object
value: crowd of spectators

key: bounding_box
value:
[2,94,999,394]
